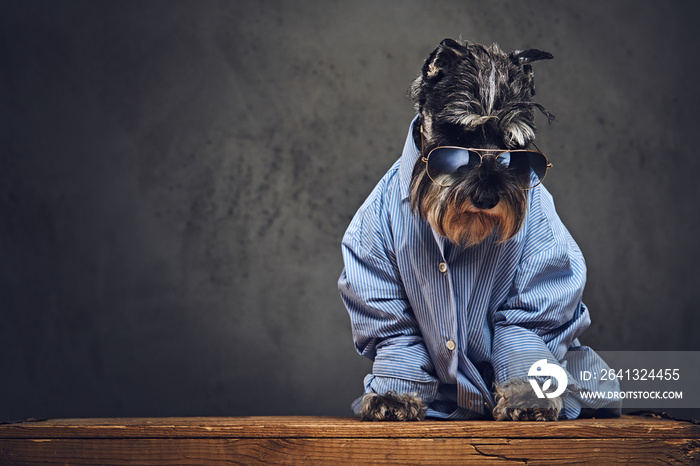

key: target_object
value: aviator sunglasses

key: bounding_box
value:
[421,126,552,190]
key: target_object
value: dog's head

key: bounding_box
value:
[409,39,554,247]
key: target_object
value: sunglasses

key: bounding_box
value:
[420,126,552,190]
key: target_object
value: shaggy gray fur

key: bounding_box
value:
[493,379,563,421]
[358,391,426,421]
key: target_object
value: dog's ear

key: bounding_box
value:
[509,49,553,65]
[422,38,465,80]
[509,49,553,96]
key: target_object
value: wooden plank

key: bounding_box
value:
[2,415,699,440]
[1,437,699,465]
[2,416,698,464]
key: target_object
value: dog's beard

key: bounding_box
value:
[415,174,527,248]
[431,204,508,248]
[426,200,523,248]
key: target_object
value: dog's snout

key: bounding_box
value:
[472,191,500,210]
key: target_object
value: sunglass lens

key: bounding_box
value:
[507,153,530,174]
[527,152,548,182]
[507,151,548,187]
[427,148,479,179]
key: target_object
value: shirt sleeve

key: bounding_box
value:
[490,241,591,382]
[490,241,623,418]
[490,186,613,419]
[491,186,590,375]
[338,188,440,409]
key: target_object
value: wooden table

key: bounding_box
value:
[1,415,699,464]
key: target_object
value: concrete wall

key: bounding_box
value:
[1,0,698,420]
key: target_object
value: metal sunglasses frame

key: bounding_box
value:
[420,125,553,190]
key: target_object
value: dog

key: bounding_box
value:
[339,39,620,422]
[408,39,554,250]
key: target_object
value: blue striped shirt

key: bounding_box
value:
[338,118,621,419]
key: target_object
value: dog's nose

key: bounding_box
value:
[472,192,500,210]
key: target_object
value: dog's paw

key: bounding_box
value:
[358,391,426,421]
[492,379,562,421]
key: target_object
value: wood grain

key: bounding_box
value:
[2,438,699,465]
[2,415,699,439]
[1,416,698,464]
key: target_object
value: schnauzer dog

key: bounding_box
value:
[339,39,619,422]
[408,40,554,250]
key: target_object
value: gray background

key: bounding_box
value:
[1,1,698,421]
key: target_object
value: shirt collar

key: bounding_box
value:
[399,115,421,200]
[397,116,449,254]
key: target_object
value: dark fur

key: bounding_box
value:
[493,379,563,421]
[359,391,426,421]
[408,39,553,248]
[359,39,561,421]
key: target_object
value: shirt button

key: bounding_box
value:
[445,340,456,351]
[438,262,448,273]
